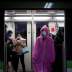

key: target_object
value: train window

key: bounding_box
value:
[15,22,27,45]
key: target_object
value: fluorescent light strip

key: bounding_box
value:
[5,13,51,16]
[5,17,64,21]
[14,17,51,21]
[55,17,65,21]
[4,17,9,20]
[14,17,32,21]
[55,13,64,15]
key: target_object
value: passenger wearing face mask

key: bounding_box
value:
[32,25,55,72]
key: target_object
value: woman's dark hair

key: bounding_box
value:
[5,30,13,42]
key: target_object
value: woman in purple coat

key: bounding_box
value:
[32,25,55,72]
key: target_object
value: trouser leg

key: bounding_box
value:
[12,52,19,72]
[20,54,26,72]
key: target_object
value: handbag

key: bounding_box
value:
[21,47,29,54]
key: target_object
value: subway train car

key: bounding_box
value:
[4,10,65,72]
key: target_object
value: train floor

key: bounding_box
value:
[7,63,32,72]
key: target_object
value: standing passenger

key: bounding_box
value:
[12,34,26,72]
[32,25,55,72]
[6,30,14,72]
[54,28,64,72]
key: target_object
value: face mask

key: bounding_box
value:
[41,31,47,37]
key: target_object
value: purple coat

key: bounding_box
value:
[32,25,55,72]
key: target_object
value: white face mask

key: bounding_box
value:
[41,31,47,37]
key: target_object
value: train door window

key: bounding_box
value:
[15,22,32,72]
[15,22,27,45]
